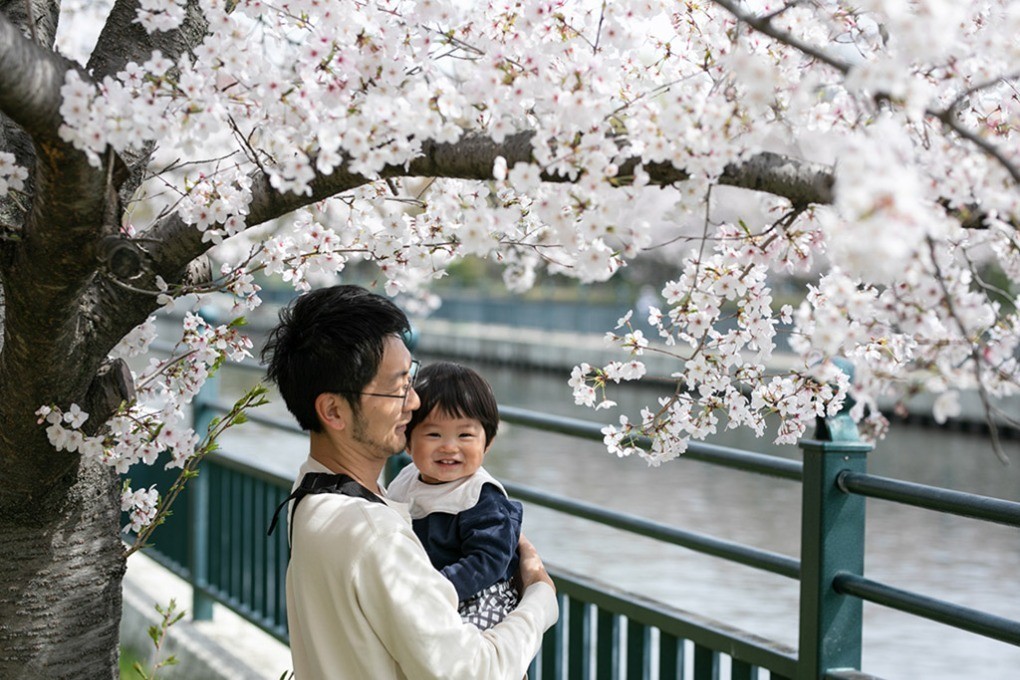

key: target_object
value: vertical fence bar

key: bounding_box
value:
[730,658,753,680]
[253,480,265,616]
[242,475,253,608]
[626,619,648,679]
[265,482,279,626]
[208,464,221,593]
[692,643,717,680]
[659,632,681,679]
[797,360,872,679]
[542,594,565,679]
[595,608,618,680]
[568,597,588,679]
[189,371,219,621]
[231,470,242,601]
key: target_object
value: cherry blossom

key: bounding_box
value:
[26,0,1020,488]
[0,151,27,197]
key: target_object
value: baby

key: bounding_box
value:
[387,361,522,629]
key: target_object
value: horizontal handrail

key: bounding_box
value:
[824,671,886,680]
[504,481,800,579]
[198,396,803,483]
[837,471,1020,527]
[499,405,803,481]
[833,571,1020,646]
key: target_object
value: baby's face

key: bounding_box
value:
[406,409,489,484]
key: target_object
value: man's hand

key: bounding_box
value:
[517,533,555,592]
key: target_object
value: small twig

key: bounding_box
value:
[760,0,805,23]
[592,1,607,54]
[228,115,271,177]
[414,177,436,201]
[929,108,1020,186]
[946,71,1020,114]
[710,0,851,74]
[926,237,1010,464]
[125,385,269,556]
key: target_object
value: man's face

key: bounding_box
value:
[348,335,420,459]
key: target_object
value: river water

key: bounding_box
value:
[213,353,1020,680]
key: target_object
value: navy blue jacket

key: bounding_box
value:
[411,483,523,601]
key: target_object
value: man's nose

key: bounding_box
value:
[404,384,421,411]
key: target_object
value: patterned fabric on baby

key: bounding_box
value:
[458,579,519,630]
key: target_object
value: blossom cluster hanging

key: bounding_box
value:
[36,313,253,529]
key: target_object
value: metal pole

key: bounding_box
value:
[189,307,220,621]
[797,360,873,679]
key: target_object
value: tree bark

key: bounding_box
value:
[0,459,124,680]
[0,8,147,676]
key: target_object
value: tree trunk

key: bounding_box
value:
[0,459,125,679]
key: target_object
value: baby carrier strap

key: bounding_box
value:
[267,472,385,544]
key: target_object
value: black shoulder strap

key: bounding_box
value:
[267,472,386,543]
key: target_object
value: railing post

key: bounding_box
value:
[189,308,220,621]
[797,360,873,679]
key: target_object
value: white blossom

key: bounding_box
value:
[30,0,1020,470]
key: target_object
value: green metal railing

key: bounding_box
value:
[123,355,1020,679]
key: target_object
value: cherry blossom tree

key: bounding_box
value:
[2,0,1019,675]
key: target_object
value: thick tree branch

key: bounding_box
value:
[0,0,61,239]
[88,0,211,209]
[143,133,838,283]
[0,13,117,301]
[86,131,837,357]
[88,0,209,80]
[81,359,135,435]
[0,0,61,50]
[0,12,71,142]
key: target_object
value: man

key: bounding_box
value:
[262,285,557,679]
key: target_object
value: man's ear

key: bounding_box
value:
[314,392,350,432]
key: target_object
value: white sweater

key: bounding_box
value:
[285,457,558,679]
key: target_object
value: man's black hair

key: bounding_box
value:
[261,285,410,432]
[406,362,499,446]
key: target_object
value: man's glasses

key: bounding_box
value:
[339,359,420,405]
